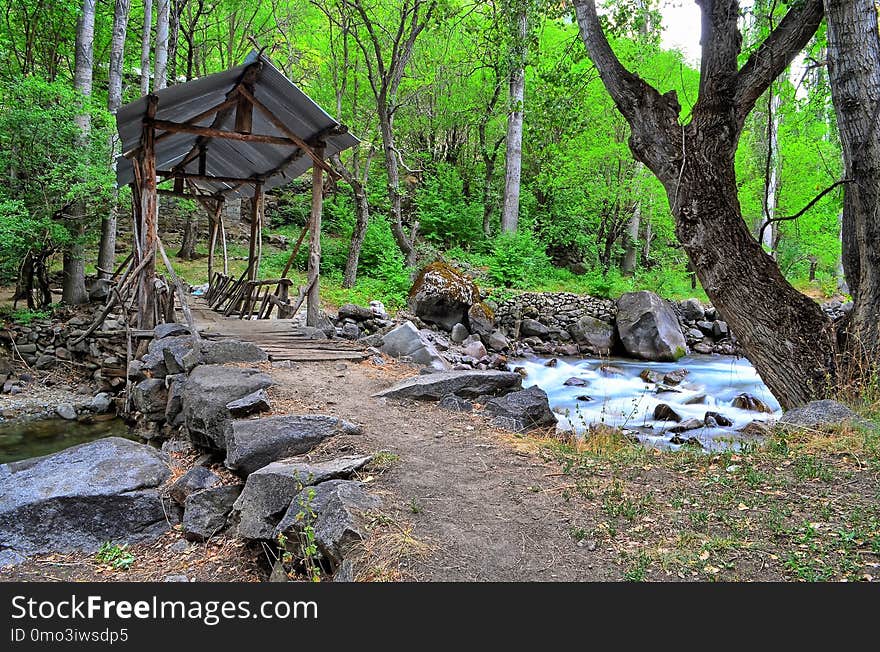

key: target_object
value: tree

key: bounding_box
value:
[572,0,836,408]
[155,0,170,89]
[63,0,97,305]
[140,0,153,95]
[824,0,880,363]
[98,0,131,280]
[500,0,529,233]
[343,0,436,266]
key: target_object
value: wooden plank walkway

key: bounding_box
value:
[189,297,369,362]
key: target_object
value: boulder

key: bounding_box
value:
[616,291,687,361]
[164,374,186,427]
[731,393,774,414]
[169,466,222,505]
[779,400,866,430]
[0,438,171,561]
[408,262,480,331]
[704,411,733,427]
[226,389,271,417]
[483,386,558,432]
[89,392,113,413]
[663,369,689,385]
[739,420,772,437]
[196,339,269,366]
[182,365,274,451]
[131,378,168,421]
[563,377,589,387]
[679,298,705,322]
[341,323,360,340]
[275,480,381,570]
[463,340,487,360]
[379,321,450,371]
[712,320,730,340]
[520,318,550,339]
[669,418,704,433]
[568,315,616,355]
[375,370,522,401]
[182,485,242,542]
[639,369,665,384]
[338,304,374,321]
[231,455,370,540]
[148,335,193,376]
[653,403,682,422]
[224,415,363,475]
[467,302,496,340]
[450,323,469,343]
[438,394,474,412]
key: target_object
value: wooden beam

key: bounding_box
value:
[137,94,159,330]
[150,119,298,146]
[306,147,324,327]
[236,86,335,176]
[248,183,264,282]
[158,170,257,185]
[157,188,219,201]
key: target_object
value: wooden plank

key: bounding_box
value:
[150,119,298,146]
[307,147,324,327]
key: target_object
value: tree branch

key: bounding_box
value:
[758,179,850,245]
[735,0,824,127]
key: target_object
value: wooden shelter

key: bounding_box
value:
[114,52,359,329]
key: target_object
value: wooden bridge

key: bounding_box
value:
[190,297,368,363]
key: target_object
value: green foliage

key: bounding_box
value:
[487,229,551,288]
[95,542,135,570]
[0,305,52,326]
[415,162,485,248]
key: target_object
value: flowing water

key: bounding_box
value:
[0,416,137,464]
[517,355,781,451]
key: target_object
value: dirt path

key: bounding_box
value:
[267,359,617,581]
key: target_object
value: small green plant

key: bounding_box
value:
[409,498,423,514]
[369,451,400,471]
[95,542,135,570]
[292,487,322,583]
[623,552,651,582]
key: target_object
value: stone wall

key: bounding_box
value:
[494,292,616,334]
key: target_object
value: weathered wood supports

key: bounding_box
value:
[248,183,264,283]
[307,146,325,327]
[135,94,159,330]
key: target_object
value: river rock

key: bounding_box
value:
[439,394,474,412]
[337,303,374,321]
[486,329,509,352]
[165,374,186,427]
[520,318,550,339]
[639,369,665,384]
[653,403,682,422]
[375,370,522,401]
[704,411,733,427]
[467,302,496,340]
[182,485,243,542]
[147,336,193,376]
[450,323,469,343]
[0,438,171,561]
[196,339,269,365]
[731,393,774,414]
[669,418,704,433]
[56,403,77,420]
[679,298,705,322]
[226,389,271,417]
[379,321,450,371]
[563,376,589,387]
[275,480,381,570]
[408,262,480,331]
[224,415,362,475]
[663,369,689,385]
[89,392,113,413]
[463,340,487,359]
[182,365,274,451]
[483,386,557,432]
[712,320,730,339]
[778,400,865,430]
[616,291,687,361]
[131,378,168,421]
[568,315,616,355]
[169,466,222,505]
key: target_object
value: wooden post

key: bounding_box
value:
[208,201,221,288]
[248,183,263,282]
[220,210,229,275]
[306,147,325,327]
[138,95,159,330]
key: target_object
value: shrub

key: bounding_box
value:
[487,229,551,288]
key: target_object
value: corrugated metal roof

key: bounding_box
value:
[116,52,359,199]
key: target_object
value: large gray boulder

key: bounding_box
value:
[168,466,222,505]
[379,321,450,370]
[231,455,369,540]
[182,485,242,542]
[182,365,273,451]
[196,340,269,365]
[375,370,522,401]
[224,415,362,475]
[616,291,687,361]
[568,315,616,355]
[131,378,168,421]
[483,386,558,432]
[0,438,171,562]
[779,400,866,430]
[408,261,480,331]
[275,480,381,570]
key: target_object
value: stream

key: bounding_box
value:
[0,416,137,464]
[518,355,781,451]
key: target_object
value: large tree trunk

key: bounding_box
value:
[500,5,527,233]
[825,0,880,361]
[573,0,836,408]
[176,213,198,260]
[99,0,131,280]
[759,90,782,256]
[140,0,153,95]
[154,0,170,90]
[342,184,370,288]
[64,0,96,306]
